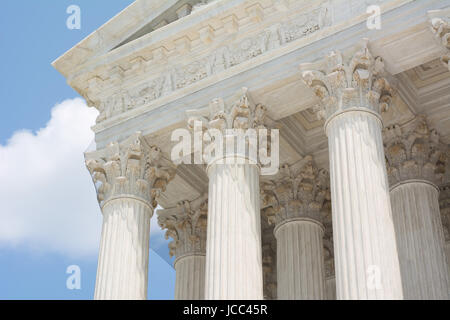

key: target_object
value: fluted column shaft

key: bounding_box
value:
[94,198,152,300]
[205,162,263,300]
[175,254,206,300]
[327,111,403,299]
[390,181,450,299]
[275,219,325,299]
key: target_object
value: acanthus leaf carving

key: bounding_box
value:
[261,155,330,226]
[300,40,395,121]
[157,194,208,258]
[85,132,176,209]
[383,116,447,187]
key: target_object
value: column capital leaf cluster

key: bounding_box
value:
[384,116,447,187]
[186,87,273,132]
[157,194,208,258]
[85,132,176,209]
[261,155,330,226]
[300,40,395,122]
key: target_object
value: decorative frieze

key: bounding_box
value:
[85,132,176,208]
[384,116,447,187]
[301,41,395,122]
[88,4,332,124]
[261,155,330,225]
[157,194,208,258]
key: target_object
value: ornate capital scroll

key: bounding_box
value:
[85,132,176,209]
[261,155,330,225]
[384,116,447,187]
[157,194,208,258]
[300,40,395,121]
[186,87,272,133]
[429,10,450,70]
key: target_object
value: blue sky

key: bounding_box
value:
[0,1,175,299]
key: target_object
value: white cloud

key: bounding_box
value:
[0,98,167,259]
[0,98,101,257]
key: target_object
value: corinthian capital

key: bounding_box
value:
[186,87,272,132]
[429,9,450,70]
[384,116,447,187]
[85,133,176,209]
[261,155,330,225]
[300,40,395,121]
[157,194,208,258]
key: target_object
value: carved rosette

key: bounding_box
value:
[430,14,450,69]
[85,132,176,209]
[301,42,395,122]
[384,116,447,187]
[261,155,330,226]
[157,194,208,258]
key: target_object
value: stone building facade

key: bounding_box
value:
[54,0,450,300]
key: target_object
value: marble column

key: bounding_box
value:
[157,194,208,300]
[301,42,403,299]
[262,156,328,300]
[85,133,175,300]
[187,88,266,300]
[384,117,450,299]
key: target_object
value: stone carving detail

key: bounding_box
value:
[429,13,450,70]
[261,155,330,225]
[192,0,218,12]
[301,41,395,120]
[157,194,208,258]
[279,6,329,44]
[89,5,332,124]
[440,184,450,242]
[186,87,270,132]
[384,116,447,187]
[85,133,176,208]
